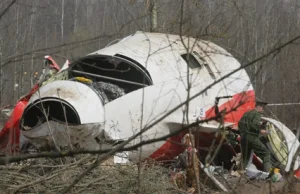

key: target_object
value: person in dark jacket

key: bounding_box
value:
[238,100,272,172]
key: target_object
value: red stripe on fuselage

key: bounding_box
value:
[148,90,256,162]
[205,90,255,126]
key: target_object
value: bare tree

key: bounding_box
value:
[1,0,300,193]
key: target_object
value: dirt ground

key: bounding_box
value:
[213,177,300,194]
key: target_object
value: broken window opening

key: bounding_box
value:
[114,53,153,84]
[192,51,216,80]
[181,53,203,69]
[68,54,152,102]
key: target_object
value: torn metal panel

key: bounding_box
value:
[22,80,105,126]
[200,162,229,192]
[21,121,105,151]
[196,120,235,133]
[262,117,300,171]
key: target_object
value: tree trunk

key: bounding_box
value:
[29,0,36,88]
[13,3,19,103]
[149,0,158,32]
[61,0,64,43]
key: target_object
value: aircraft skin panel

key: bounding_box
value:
[0,100,26,153]
[262,117,300,171]
[148,90,255,162]
[91,31,247,86]
[28,80,105,124]
[103,65,255,162]
[97,31,255,162]
[0,83,41,154]
[103,79,254,139]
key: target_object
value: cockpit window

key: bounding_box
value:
[185,51,216,80]
[181,52,203,69]
[68,55,152,95]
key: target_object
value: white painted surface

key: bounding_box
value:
[262,117,300,171]
[91,32,254,162]
[24,31,255,162]
[90,31,252,93]
[28,80,105,124]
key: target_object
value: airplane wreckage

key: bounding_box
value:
[1,31,300,187]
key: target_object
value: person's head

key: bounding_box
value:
[255,100,268,113]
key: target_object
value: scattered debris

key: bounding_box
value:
[91,81,126,104]
[0,156,180,194]
[271,168,283,182]
[230,170,241,177]
[21,121,105,151]
[245,163,269,180]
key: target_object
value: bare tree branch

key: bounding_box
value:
[0,115,219,165]
[0,0,17,20]
[1,32,299,165]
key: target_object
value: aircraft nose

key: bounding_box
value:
[19,80,105,151]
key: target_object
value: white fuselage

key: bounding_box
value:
[18,31,300,172]
[90,31,254,162]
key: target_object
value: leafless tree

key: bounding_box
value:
[1,0,300,193]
